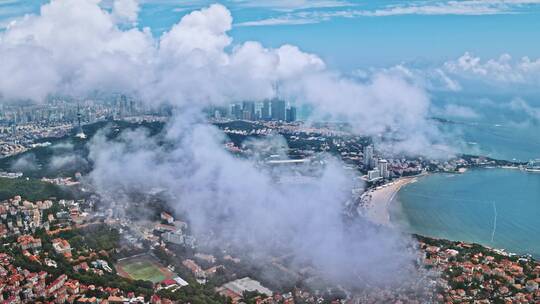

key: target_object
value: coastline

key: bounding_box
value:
[362,166,526,228]
[391,168,540,259]
[362,176,421,226]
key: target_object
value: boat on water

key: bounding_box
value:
[525,159,540,172]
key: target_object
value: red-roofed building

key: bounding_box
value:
[161,279,177,287]
[46,274,67,296]
[182,259,205,278]
[17,235,41,250]
[73,262,89,272]
[65,280,80,294]
[52,238,72,257]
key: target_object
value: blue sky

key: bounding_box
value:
[2,0,540,70]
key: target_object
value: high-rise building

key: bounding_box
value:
[210,106,227,119]
[363,145,373,169]
[118,95,128,118]
[261,100,270,121]
[378,159,389,179]
[254,102,262,120]
[271,99,286,121]
[370,157,378,169]
[230,104,242,119]
[242,101,255,120]
[75,103,86,139]
[129,100,135,115]
[286,106,297,122]
[242,110,252,121]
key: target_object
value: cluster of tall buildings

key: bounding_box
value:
[0,95,155,127]
[213,99,297,122]
[363,145,390,181]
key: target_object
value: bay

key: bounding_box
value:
[394,169,540,257]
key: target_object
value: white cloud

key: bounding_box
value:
[434,68,462,91]
[354,64,462,93]
[443,52,540,85]
[0,45,61,101]
[355,0,540,17]
[237,0,540,27]
[0,0,154,100]
[352,52,540,95]
[112,0,140,25]
[11,153,38,172]
[49,154,88,171]
[88,118,424,287]
[509,98,540,120]
[236,16,320,27]
[159,4,232,58]
[230,0,351,11]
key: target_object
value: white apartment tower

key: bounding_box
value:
[378,159,389,179]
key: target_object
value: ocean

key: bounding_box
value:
[442,120,540,162]
[394,94,540,257]
[394,168,540,257]
[432,93,540,162]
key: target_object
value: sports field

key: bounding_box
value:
[115,255,174,283]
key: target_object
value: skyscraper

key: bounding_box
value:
[129,100,135,115]
[363,145,373,169]
[242,101,255,121]
[286,106,297,122]
[271,99,286,121]
[75,103,86,139]
[230,104,242,119]
[378,159,389,179]
[119,94,128,118]
[261,100,270,121]
[242,110,252,121]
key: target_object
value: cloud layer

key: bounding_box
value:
[236,0,540,27]
[443,52,540,86]
[359,52,540,96]
[0,0,447,156]
[88,116,422,287]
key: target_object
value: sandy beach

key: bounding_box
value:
[362,177,419,226]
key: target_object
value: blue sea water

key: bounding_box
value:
[394,169,540,257]
[432,93,540,162]
[446,121,540,162]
